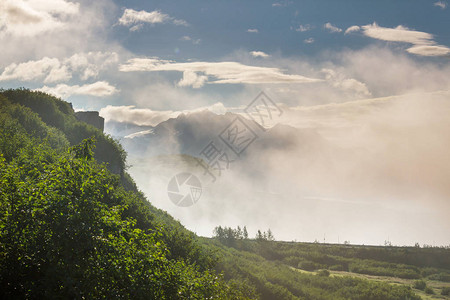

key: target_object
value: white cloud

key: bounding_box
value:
[361,23,434,45]
[406,45,450,56]
[0,52,118,83]
[177,70,208,88]
[129,24,143,32]
[66,52,119,80]
[360,23,450,57]
[0,0,120,67]
[0,0,79,37]
[118,8,188,30]
[304,38,314,44]
[250,51,270,58]
[119,57,172,72]
[180,35,201,44]
[272,1,292,7]
[124,129,154,139]
[100,105,178,126]
[44,64,71,83]
[172,19,189,26]
[247,29,258,33]
[345,25,360,35]
[119,58,322,87]
[118,9,169,26]
[322,68,371,97]
[0,57,66,83]
[324,22,342,33]
[38,81,119,98]
[100,102,228,126]
[335,46,450,97]
[434,1,447,9]
[294,24,312,32]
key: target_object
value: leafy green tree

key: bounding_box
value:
[256,230,264,241]
[243,226,248,239]
[237,226,243,239]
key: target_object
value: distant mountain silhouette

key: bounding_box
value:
[107,110,348,186]
[112,110,333,160]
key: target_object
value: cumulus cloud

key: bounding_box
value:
[250,51,270,58]
[247,28,258,33]
[322,68,371,97]
[0,52,118,83]
[434,1,447,9]
[65,52,119,80]
[345,25,360,35]
[0,0,79,37]
[0,57,69,83]
[119,58,322,87]
[38,81,119,98]
[324,22,342,33]
[118,8,188,30]
[0,0,120,67]
[177,70,208,88]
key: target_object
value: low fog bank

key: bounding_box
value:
[107,91,450,246]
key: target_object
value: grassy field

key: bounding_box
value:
[290,267,450,299]
[204,227,450,299]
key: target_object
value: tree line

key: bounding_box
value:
[213,226,275,246]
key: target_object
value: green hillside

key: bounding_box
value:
[0,89,254,299]
[1,89,449,299]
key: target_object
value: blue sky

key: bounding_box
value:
[114,0,450,60]
[0,0,449,113]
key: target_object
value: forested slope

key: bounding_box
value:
[0,89,254,299]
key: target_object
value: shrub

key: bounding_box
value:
[413,280,426,290]
[424,287,434,295]
[298,261,319,271]
[316,269,330,277]
[329,264,345,271]
[442,287,450,296]
[428,272,450,282]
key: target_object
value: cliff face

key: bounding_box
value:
[75,111,104,132]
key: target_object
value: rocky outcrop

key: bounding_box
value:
[75,111,104,132]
